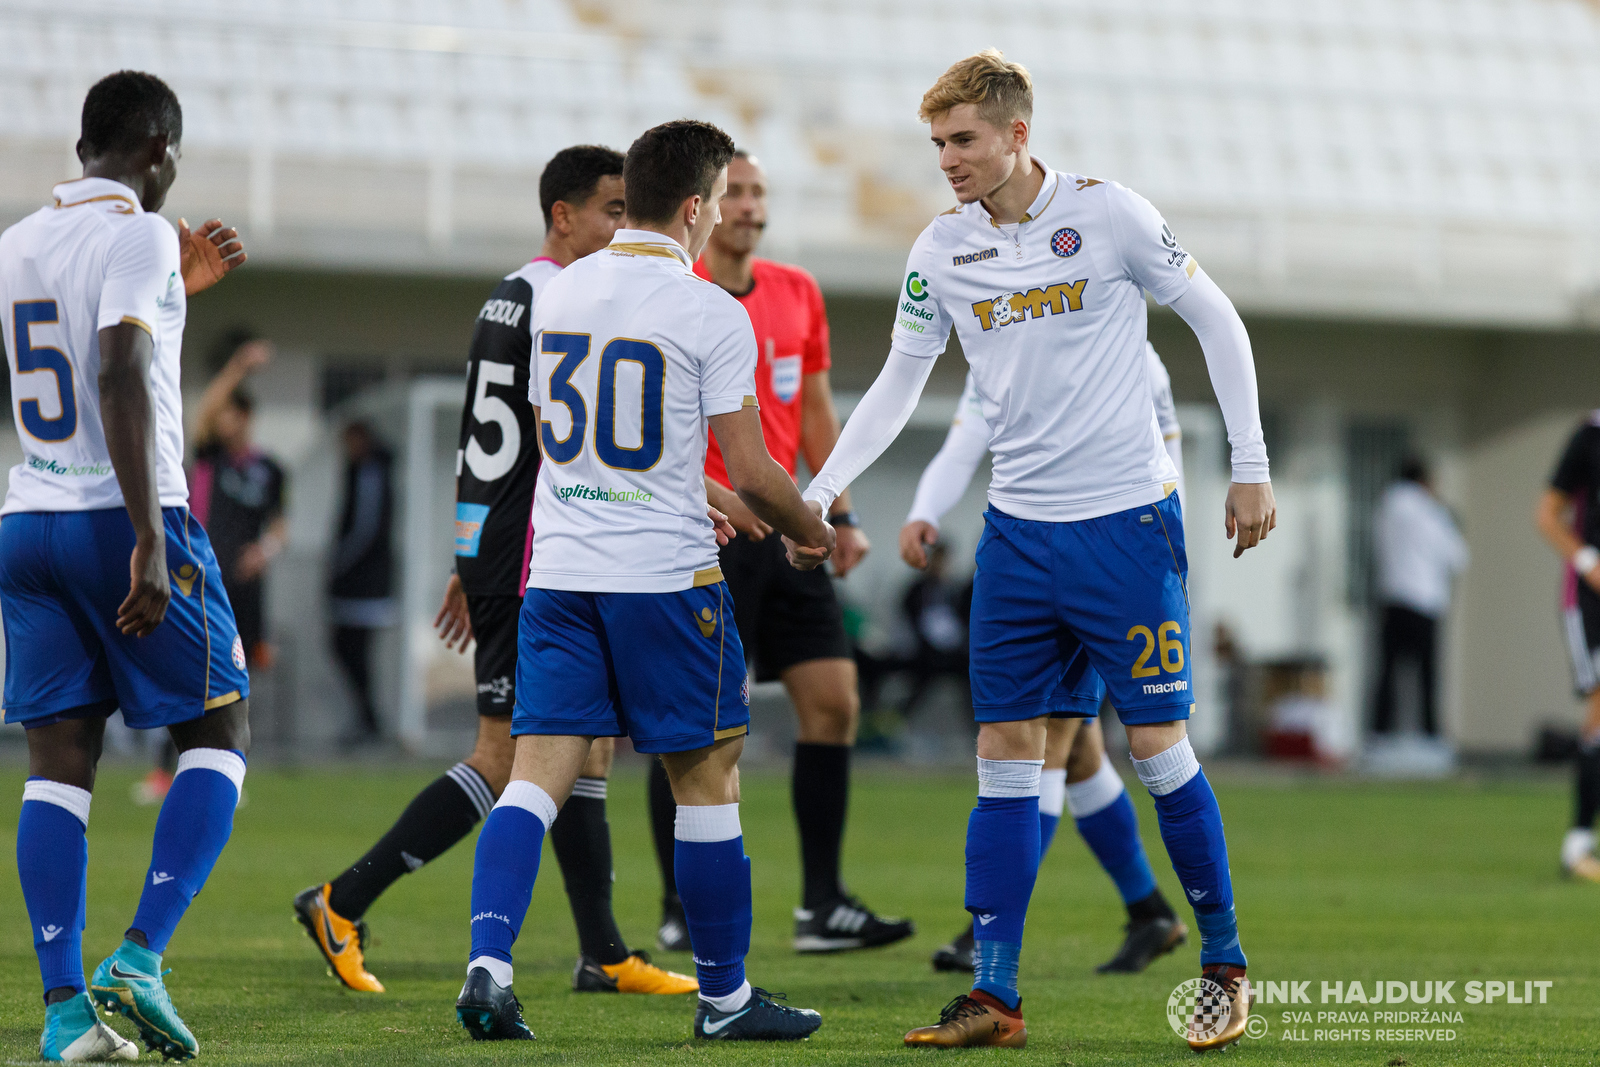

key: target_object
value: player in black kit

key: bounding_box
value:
[295,146,697,996]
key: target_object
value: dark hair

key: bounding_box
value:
[539,145,625,228]
[227,387,255,416]
[1399,454,1430,484]
[80,71,182,157]
[622,120,736,227]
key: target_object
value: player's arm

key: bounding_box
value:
[177,217,246,296]
[99,322,170,637]
[1537,488,1600,592]
[799,370,870,576]
[710,407,834,569]
[1169,269,1275,557]
[901,390,990,569]
[705,475,772,541]
[193,339,271,448]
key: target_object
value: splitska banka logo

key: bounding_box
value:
[970,279,1089,331]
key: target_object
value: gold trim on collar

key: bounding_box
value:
[693,566,725,587]
[55,192,137,214]
[982,172,1061,227]
[609,241,690,265]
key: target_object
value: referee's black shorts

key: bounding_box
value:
[1564,582,1600,697]
[466,594,519,717]
[720,532,851,683]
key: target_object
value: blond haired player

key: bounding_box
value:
[793,51,1275,1051]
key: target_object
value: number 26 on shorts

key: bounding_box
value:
[1127,621,1184,678]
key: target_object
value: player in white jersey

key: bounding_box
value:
[455,120,834,1045]
[0,71,250,1061]
[794,52,1275,1051]
[912,348,1187,977]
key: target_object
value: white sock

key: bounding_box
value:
[702,979,752,1013]
[1562,827,1595,869]
[1038,769,1067,818]
[1132,736,1200,796]
[976,757,1044,797]
[468,955,513,988]
[1065,757,1126,819]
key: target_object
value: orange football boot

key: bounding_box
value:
[573,951,698,994]
[293,883,384,992]
[904,990,1026,1048]
[1187,964,1251,1052]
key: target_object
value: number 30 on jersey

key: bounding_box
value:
[538,333,664,472]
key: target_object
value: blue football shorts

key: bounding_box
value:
[970,492,1193,727]
[512,579,751,754]
[1,507,250,729]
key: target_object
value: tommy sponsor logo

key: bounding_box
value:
[25,456,112,477]
[152,871,174,885]
[952,247,999,266]
[556,484,653,503]
[40,924,63,942]
[1143,679,1190,695]
[971,279,1088,331]
[476,298,526,328]
[695,607,718,638]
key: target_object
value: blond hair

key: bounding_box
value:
[918,49,1033,126]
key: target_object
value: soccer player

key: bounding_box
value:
[296,146,694,996]
[0,70,250,1061]
[644,149,913,955]
[914,353,1186,976]
[1535,413,1600,882]
[455,120,833,1043]
[793,52,1275,1051]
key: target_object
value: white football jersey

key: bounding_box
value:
[891,162,1193,522]
[0,178,188,515]
[525,230,758,593]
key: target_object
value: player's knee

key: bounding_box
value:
[172,698,250,756]
[976,718,1048,762]
[469,721,517,796]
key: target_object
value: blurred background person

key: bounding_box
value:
[329,421,395,746]
[898,541,971,721]
[137,330,286,804]
[1370,455,1468,739]
[1536,414,1600,882]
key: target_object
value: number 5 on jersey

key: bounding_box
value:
[539,332,664,471]
[12,300,77,442]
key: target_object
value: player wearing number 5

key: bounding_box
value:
[794,52,1275,1050]
[0,71,249,1061]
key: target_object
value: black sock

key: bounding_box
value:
[1577,743,1600,829]
[648,757,679,906]
[44,986,77,1006]
[1127,887,1177,925]
[551,777,630,965]
[328,762,492,920]
[793,743,851,909]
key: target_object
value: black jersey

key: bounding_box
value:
[1551,412,1600,550]
[454,258,561,595]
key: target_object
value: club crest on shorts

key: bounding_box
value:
[1051,227,1081,257]
[232,635,246,670]
[741,677,750,706]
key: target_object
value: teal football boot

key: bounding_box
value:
[91,941,197,1060]
[40,991,138,1061]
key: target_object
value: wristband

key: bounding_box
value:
[827,510,859,528]
[1576,545,1599,576]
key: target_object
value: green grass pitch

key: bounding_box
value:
[0,762,1594,1064]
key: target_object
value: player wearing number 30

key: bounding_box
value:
[457,120,834,1044]
[0,71,250,1061]
[794,52,1276,1051]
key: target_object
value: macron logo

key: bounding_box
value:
[976,914,997,926]
[40,924,62,942]
[152,872,174,885]
[1187,888,1208,901]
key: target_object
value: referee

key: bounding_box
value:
[647,151,914,953]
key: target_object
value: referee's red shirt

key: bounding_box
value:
[694,257,831,487]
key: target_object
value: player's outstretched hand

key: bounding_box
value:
[1225,481,1278,559]
[709,505,738,547]
[899,520,939,570]
[831,523,870,577]
[434,573,474,653]
[179,217,247,296]
[119,537,171,637]
[784,500,836,571]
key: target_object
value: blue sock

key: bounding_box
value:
[1038,768,1065,856]
[674,804,752,1000]
[1076,791,1158,905]
[1038,811,1061,855]
[130,749,245,953]
[966,783,1041,1011]
[468,782,554,967]
[17,780,91,997]
[1145,765,1245,967]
